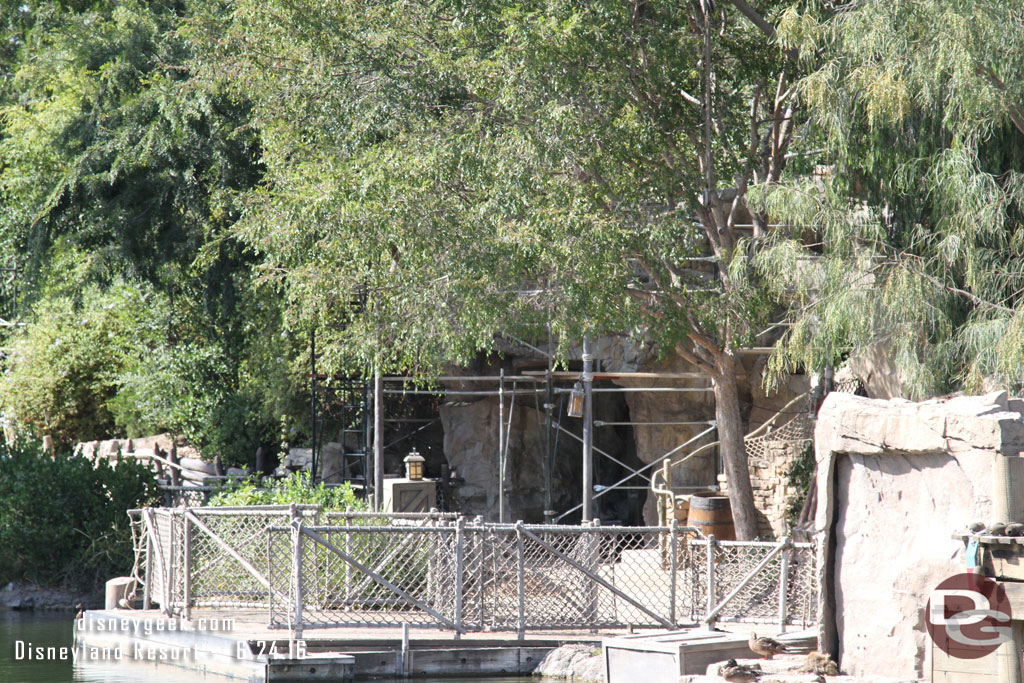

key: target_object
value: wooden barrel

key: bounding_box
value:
[686,495,735,540]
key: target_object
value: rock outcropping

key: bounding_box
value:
[814,391,1024,679]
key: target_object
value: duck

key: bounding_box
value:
[748,631,788,659]
[987,522,1007,537]
[719,658,762,682]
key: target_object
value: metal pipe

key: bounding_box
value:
[594,420,715,427]
[556,425,718,523]
[310,328,317,483]
[383,389,544,396]
[498,369,506,524]
[374,370,384,512]
[587,387,714,393]
[581,336,594,522]
[383,375,544,383]
[544,338,554,523]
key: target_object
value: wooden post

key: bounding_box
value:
[169,444,181,487]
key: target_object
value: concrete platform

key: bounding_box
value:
[74,608,612,681]
[603,627,817,682]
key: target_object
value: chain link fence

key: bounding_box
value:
[133,506,818,634]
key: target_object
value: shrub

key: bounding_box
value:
[0,439,158,591]
[207,471,364,511]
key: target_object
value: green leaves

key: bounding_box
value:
[0,438,157,590]
[762,0,1024,396]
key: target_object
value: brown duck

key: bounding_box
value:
[748,632,788,659]
[719,658,762,682]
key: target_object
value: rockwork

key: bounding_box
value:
[814,391,1024,679]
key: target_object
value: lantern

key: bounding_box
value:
[567,381,584,418]
[404,450,425,480]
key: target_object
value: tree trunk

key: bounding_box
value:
[713,351,759,540]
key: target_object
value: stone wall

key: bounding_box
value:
[814,391,1024,679]
[720,439,810,539]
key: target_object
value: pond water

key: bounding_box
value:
[1,611,532,682]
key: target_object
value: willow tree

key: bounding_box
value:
[199,0,807,538]
[754,1,1024,396]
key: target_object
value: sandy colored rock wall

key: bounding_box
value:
[814,391,1024,679]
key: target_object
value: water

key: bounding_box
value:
[1,611,531,682]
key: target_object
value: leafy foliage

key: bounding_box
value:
[0,273,167,445]
[208,471,364,510]
[0,439,158,590]
[756,1,1024,397]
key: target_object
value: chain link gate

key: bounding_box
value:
[131,506,818,633]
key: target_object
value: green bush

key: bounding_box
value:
[0,278,167,446]
[0,439,158,591]
[207,471,364,510]
[109,341,275,468]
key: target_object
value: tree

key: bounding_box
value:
[0,1,300,461]
[754,1,1024,397]
[199,0,808,537]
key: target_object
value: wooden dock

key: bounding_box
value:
[75,608,610,681]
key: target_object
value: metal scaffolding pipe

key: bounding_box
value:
[373,370,383,512]
[581,336,594,522]
[498,369,506,524]
[382,388,545,396]
[593,420,716,427]
[553,423,650,483]
[556,424,717,523]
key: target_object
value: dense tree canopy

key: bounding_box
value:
[193,0,808,536]
[757,0,1024,396]
[0,1,298,462]
[3,0,1021,534]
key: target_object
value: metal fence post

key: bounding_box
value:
[477,519,486,628]
[669,519,678,626]
[516,521,525,639]
[142,529,152,611]
[182,509,192,621]
[344,508,352,605]
[290,503,304,647]
[454,517,465,636]
[777,538,790,633]
[705,534,716,629]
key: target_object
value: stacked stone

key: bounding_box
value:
[718,439,809,540]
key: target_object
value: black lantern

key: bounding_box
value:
[404,450,425,480]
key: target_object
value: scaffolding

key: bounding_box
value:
[310,339,720,526]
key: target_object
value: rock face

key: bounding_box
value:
[437,341,810,524]
[614,354,717,524]
[814,391,1024,679]
[1,581,97,611]
[533,643,604,681]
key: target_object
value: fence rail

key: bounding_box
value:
[130,506,817,637]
